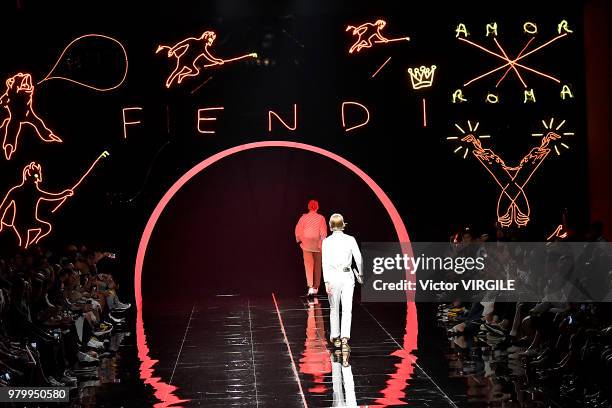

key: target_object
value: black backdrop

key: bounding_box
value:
[0,1,588,295]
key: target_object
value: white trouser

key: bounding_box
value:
[328,271,355,340]
[331,357,357,407]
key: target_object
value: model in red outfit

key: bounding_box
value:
[295,200,327,296]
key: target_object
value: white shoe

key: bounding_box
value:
[77,351,99,363]
[112,301,131,311]
[107,314,125,324]
[307,287,314,296]
[87,337,105,350]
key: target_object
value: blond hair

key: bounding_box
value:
[329,213,346,231]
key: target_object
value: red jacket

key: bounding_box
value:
[295,211,327,252]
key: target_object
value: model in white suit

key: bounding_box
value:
[322,213,362,351]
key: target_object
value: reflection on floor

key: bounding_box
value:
[135,295,455,407]
[67,298,581,407]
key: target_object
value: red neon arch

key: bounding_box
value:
[134,140,416,407]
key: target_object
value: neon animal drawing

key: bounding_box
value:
[0,73,61,160]
[345,20,410,54]
[462,132,560,227]
[156,31,257,88]
[0,152,109,248]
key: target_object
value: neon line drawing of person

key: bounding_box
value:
[0,73,62,160]
[345,19,410,54]
[156,31,257,88]
[462,132,560,227]
[0,152,108,248]
[0,162,73,248]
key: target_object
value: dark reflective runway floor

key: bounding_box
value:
[70,297,571,407]
[136,295,456,407]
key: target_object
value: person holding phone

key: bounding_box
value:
[322,213,362,351]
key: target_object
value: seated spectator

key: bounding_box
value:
[0,242,131,392]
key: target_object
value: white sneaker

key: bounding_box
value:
[307,287,314,296]
[77,351,99,363]
[112,301,131,311]
[107,314,125,324]
[87,337,105,350]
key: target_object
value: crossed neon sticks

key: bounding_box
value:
[462,132,560,227]
[459,33,567,88]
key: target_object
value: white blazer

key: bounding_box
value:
[322,231,363,283]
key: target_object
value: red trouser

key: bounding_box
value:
[302,250,322,289]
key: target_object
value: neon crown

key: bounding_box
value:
[407,65,436,90]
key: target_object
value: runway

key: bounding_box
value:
[134,295,458,407]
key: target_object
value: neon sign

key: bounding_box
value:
[156,31,257,88]
[0,73,62,160]
[197,107,224,134]
[341,101,370,132]
[346,20,410,54]
[0,152,109,248]
[122,107,143,139]
[531,117,573,156]
[448,120,572,227]
[407,65,437,128]
[371,57,392,78]
[38,34,128,92]
[407,65,437,90]
[547,224,568,240]
[453,21,574,103]
[0,34,127,159]
[268,104,298,132]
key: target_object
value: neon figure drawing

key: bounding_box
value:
[0,152,109,248]
[0,34,127,160]
[449,121,572,228]
[0,73,61,160]
[156,31,258,88]
[346,20,410,54]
